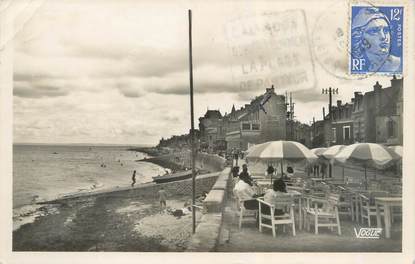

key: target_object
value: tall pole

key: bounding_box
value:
[322,87,339,178]
[188,9,196,234]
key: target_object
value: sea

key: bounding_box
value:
[13,144,169,231]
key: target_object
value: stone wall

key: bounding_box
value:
[147,151,226,173]
[48,172,220,204]
[186,167,231,252]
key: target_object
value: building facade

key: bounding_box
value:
[312,76,403,147]
[224,87,287,151]
[198,110,226,152]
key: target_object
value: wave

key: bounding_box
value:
[13,203,59,231]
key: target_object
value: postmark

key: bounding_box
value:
[311,0,366,80]
[350,5,403,74]
[225,10,316,94]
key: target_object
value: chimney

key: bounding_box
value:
[337,100,342,107]
[373,81,382,92]
[266,84,275,93]
[391,75,402,90]
[322,107,326,119]
[351,98,355,103]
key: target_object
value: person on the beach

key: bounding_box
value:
[158,187,167,213]
[131,170,136,187]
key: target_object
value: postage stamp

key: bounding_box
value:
[350,6,404,74]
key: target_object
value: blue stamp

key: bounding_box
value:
[350,6,403,74]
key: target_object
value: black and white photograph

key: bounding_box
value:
[0,0,414,263]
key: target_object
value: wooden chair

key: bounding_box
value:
[359,191,388,227]
[305,193,342,235]
[257,197,296,237]
[333,186,354,220]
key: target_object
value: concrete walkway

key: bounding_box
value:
[218,163,402,252]
[217,197,401,252]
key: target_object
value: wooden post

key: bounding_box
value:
[188,9,196,234]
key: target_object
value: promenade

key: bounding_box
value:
[217,161,402,252]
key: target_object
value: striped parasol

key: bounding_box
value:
[388,145,403,158]
[311,147,327,157]
[246,141,317,181]
[245,143,265,155]
[334,143,400,189]
[246,141,318,163]
[322,145,346,160]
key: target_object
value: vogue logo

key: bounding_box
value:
[354,228,382,239]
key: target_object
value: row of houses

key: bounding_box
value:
[158,76,402,152]
[312,76,403,147]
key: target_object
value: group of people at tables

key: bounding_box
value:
[232,164,294,216]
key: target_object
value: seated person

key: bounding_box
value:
[231,165,240,178]
[266,165,275,178]
[168,201,193,219]
[262,179,291,216]
[233,173,260,210]
[239,164,254,186]
[286,166,294,178]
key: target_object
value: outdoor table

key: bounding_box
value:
[375,197,402,238]
[311,178,324,184]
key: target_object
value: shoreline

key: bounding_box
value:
[138,156,185,172]
[13,194,201,251]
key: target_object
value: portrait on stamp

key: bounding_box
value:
[350,6,403,74]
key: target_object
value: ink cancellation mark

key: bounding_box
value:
[225,10,316,92]
[350,6,403,74]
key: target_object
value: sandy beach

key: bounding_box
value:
[13,193,202,251]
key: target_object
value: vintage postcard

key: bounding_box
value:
[0,0,414,263]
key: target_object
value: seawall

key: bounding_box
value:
[186,167,232,252]
[42,152,226,204]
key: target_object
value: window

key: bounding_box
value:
[332,128,336,143]
[242,123,251,130]
[387,120,395,138]
[252,123,260,130]
[343,125,351,141]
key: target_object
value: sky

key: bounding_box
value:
[10,0,398,145]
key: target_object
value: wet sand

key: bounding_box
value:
[13,194,201,251]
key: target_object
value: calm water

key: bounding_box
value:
[13,144,167,230]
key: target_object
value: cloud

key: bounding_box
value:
[291,88,326,103]
[14,84,69,98]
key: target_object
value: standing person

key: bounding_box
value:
[233,148,239,166]
[320,163,327,179]
[266,164,275,183]
[158,187,167,213]
[267,164,275,177]
[131,170,136,187]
